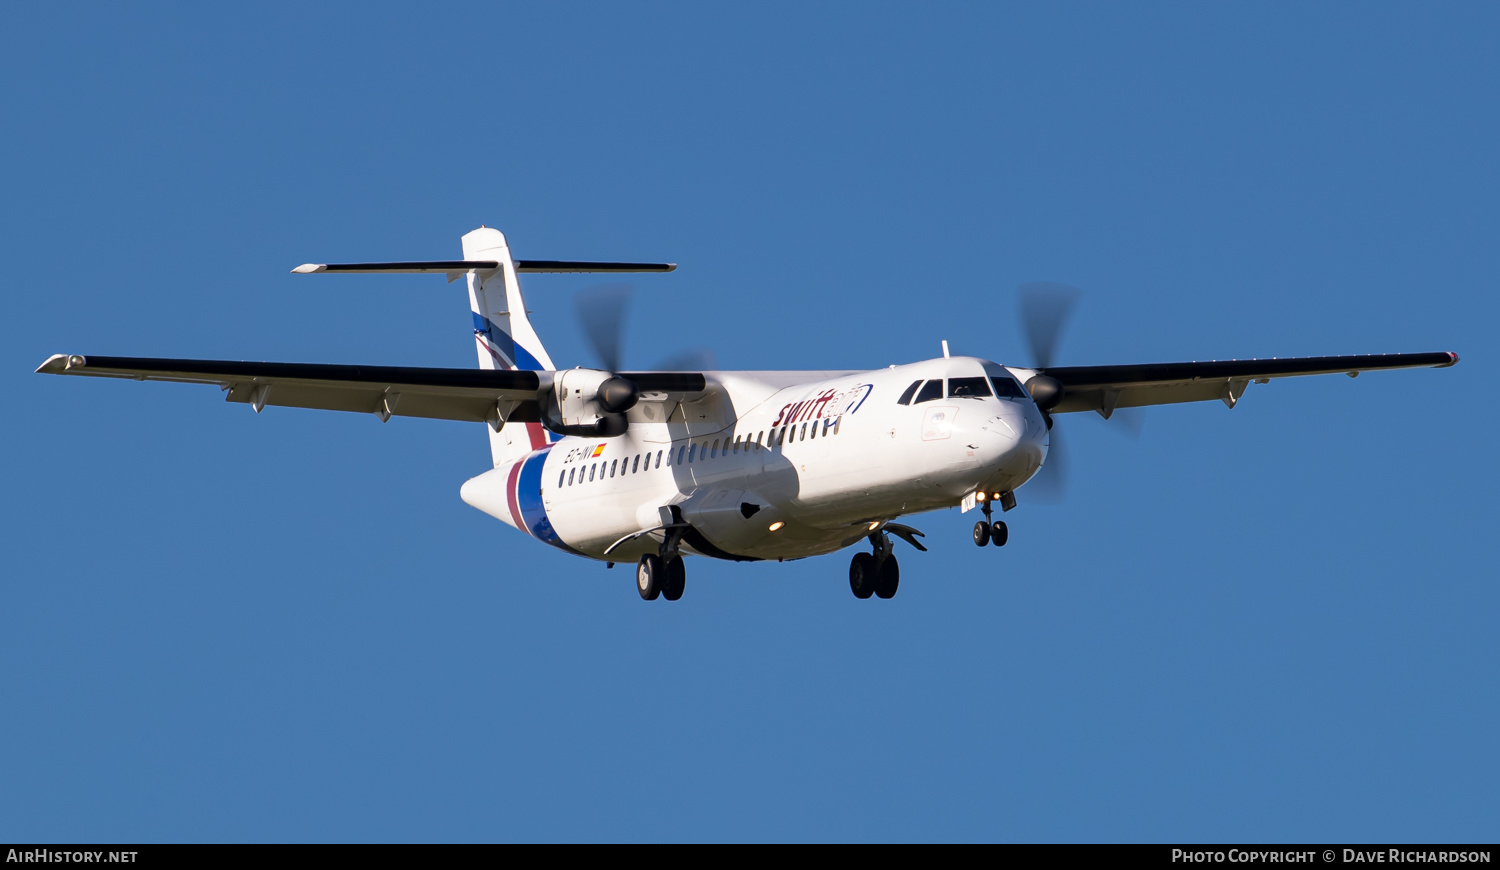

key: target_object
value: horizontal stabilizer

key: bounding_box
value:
[514,260,676,273]
[292,261,498,274]
[292,260,676,276]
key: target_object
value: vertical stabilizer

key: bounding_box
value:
[462,227,555,466]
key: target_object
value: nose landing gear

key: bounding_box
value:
[971,494,1009,548]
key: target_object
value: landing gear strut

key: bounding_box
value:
[850,529,901,600]
[638,525,687,602]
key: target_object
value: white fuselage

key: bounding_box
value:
[460,356,1050,562]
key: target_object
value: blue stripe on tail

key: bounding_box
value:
[473,313,544,371]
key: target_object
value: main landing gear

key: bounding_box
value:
[636,554,685,601]
[971,494,1008,549]
[637,524,687,602]
[849,530,901,600]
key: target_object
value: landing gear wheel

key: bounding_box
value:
[990,521,1008,547]
[636,554,662,601]
[875,554,900,599]
[662,557,686,601]
[972,520,991,547]
[849,552,878,599]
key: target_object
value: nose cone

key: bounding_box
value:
[977,402,1046,488]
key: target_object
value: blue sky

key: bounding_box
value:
[2,2,1495,842]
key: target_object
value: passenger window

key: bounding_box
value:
[568,467,576,486]
[688,444,696,463]
[711,439,719,458]
[558,470,564,488]
[949,377,992,399]
[990,375,1028,399]
[799,422,807,441]
[897,380,923,405]
[732,437,739,455]
[757,431,764,447]
[610,459,617,478]
[833,417,841,435]
[589,463,596,482]
[915,379,945,403]
[810,420,818,439]
[632,454,640,473]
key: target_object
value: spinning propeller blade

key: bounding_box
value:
[1027,423,1067,504]
[1019,282,1081,369]
[575,283,633,373]
[654,348,719,372]
[574,284,717,373]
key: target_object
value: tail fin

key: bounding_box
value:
[462,227,556,466]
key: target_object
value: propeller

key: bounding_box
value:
[1018,282,1078,503]
[1019,282,1080,370]
[654,347,720,372]
[1026,423,1067,504]
[556,283,716,437]
[574,282,632,374]
[1016,282,1145,503]
[574,283,718,373]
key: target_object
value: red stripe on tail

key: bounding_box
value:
[505,460,526,534]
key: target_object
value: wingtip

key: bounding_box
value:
[1447,352,1460,366]
[292,263,326,274]
[665,263,678,272]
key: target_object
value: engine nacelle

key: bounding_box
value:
[541,368,637,437]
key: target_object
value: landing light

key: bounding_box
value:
[991,492,1002,501]
[768,521,784,532]
[868,521,880,531]
[975,491,986,501]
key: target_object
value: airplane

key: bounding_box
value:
[36,226,1459,602]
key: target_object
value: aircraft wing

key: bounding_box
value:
[1038,352,1458,414]
[34,354,706,424]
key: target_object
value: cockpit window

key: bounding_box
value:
[914,379,945,404]
[990,375,1029,400]
[896,380,922,405]
[948,377,992,399]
